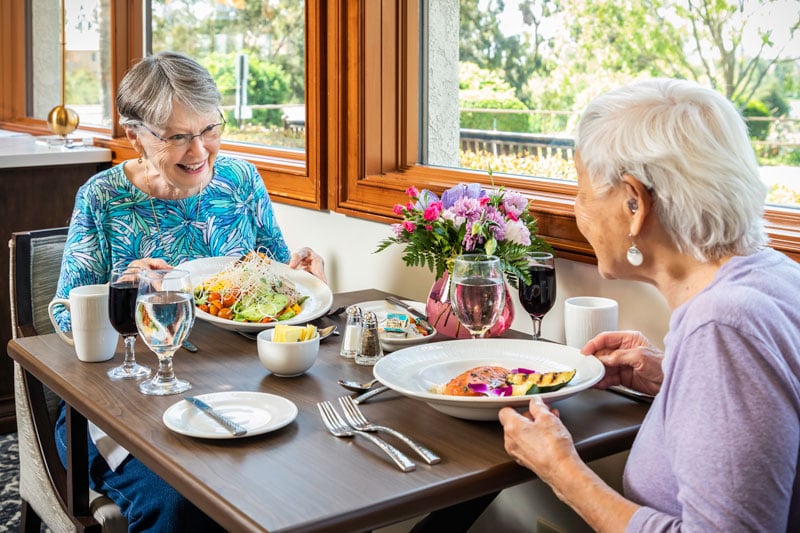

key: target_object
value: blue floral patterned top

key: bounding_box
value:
[53,155,291,331]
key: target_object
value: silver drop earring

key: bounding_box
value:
[627,234,643,266]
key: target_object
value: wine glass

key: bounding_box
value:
[107,266,152,380]
[135,269,195,395]
[518,252,556,340]
[449,254,506,338]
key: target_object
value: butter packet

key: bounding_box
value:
[383,313,409,333]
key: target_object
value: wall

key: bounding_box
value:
[272,203,671,348]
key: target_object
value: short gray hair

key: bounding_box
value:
[117,51,221,129]
[575,78,767,262]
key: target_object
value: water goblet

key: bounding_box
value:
[518,251,556,340]
[136,269,195,395]
[449,254,506,339]
[107,266,152,380]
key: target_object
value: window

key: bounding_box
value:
[330,0,800,262]
[30,0,112,128]
[422,0,800,209]
[149,0,306,152]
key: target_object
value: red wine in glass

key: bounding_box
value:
[107,267,151,381]
[109,282,138,336]
[518,252,556,339]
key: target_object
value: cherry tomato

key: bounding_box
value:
[198,303,210,313]
[207,292,222,302]
[221,293,237,307]
[218,307,234,320]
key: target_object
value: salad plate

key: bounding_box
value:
[180,256,333,333]
[372,339,604,421]
[354,299,436,352]
[163,391,298,439]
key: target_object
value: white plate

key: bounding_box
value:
[180,256,334,333]
[372,339,605,421]
[163,391,298,439]
[355,299,437,352]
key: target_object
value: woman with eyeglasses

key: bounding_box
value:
[51,51,326,531]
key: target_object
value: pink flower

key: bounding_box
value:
[392,204,405,215]
[406,202,415,211]
[423,202,443,221]
[405,186,419,197]
[425,225,433,231]
[402,220,416,233]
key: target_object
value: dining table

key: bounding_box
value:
[7,288,650,532]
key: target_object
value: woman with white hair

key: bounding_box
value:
[500,78,800,531]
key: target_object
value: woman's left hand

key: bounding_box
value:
[498,397,580,488]
[289,247,328,284]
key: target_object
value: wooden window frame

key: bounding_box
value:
[2,0,799,262]
[326,0,800,263]
[0,0,324,211]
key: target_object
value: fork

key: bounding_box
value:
[316,401,416,472]
[338,396,441,465]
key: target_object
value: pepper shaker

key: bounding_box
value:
[356,311,384,366]
[339,305,363,358]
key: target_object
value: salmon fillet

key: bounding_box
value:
[443,365,509,396]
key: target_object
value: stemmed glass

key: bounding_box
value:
[449,254,506,339]
[135,269,195,395]
[518,252,556,340]
[107,266,152,380]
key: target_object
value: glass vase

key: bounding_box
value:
[425,270,514,339]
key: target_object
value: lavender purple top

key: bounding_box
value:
[624,248,800,531]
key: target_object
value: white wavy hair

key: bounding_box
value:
[575,78,767,262]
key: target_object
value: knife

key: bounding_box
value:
[384,297,434,333]
[184,397,248,436]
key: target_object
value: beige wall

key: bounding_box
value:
[273,203,671,349]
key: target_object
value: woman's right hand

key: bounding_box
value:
[582,331,664,396]
[127,258,172,271]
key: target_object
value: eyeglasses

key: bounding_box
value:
[140,112,226,148]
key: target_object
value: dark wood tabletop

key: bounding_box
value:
[7,288,649,532]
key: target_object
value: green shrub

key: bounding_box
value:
[204,53,291,128]
[741,99,771,141]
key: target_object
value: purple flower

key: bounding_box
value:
[441,183,487,208]
[390,223,405,238]
[484,206,507,241]
[502,191,528,219]
[414,189,439,210]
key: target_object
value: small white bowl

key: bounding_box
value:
[257,329,320,377]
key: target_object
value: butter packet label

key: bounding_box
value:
[383,313,409,333]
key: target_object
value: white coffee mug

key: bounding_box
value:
[48,284,118,362]
[564,296,619,349]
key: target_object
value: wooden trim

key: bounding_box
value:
[331,0,800,264]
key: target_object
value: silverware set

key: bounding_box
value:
[317,397,441,471]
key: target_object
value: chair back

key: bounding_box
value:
[9,227,126,532]
[10,227,67,338]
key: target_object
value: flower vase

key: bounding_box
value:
[425,270,515,339]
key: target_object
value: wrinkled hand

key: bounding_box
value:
[127,258,172,271]
[289,247,328,284]
[582,330,663,396]
[498,397,580,487]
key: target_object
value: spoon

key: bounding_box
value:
[337,377,379,393]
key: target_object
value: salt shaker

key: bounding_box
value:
[339,305,363,358]
[356,311,384,366]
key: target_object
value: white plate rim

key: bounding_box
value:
[179,256,334,332]
[372,339,605,419]
[162,391,298,439]
[353,299,437,350]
